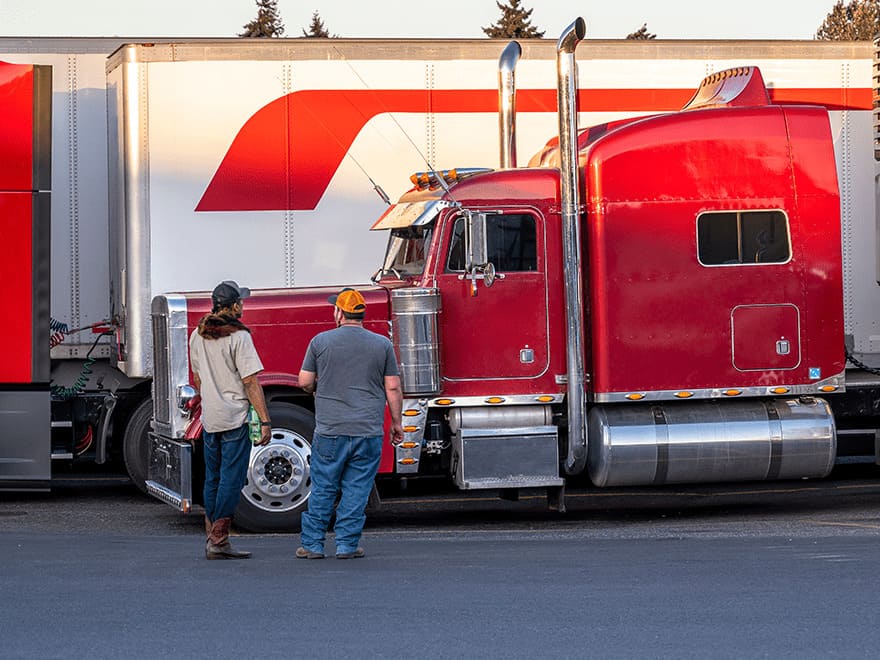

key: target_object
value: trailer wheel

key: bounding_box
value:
[122,397,152,494]
[234,402,314,533]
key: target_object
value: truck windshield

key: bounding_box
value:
[381,225,433,277]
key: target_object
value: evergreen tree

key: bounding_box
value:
[239,0,285,38]
[302,10,333,38]
[816,0,879,40]
[626,23,656,40]
[482,0,545,39]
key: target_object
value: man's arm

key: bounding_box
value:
[298,369,316,394]
[242,373,271,446]
[384,375,404,445]
[192,372,201,392]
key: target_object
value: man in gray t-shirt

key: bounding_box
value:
[297,288,403,560]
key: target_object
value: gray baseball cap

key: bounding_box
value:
[211,280,251,308]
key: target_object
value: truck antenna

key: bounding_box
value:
[291,97,392,205]
[373,180,391,205]
[332,46,457,201]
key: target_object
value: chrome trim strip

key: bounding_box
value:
[101,39,870,72]
[428,393,564,407]
[592,372,846,403]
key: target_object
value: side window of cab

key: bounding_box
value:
[697,210,791,266]
[446,213,538,272]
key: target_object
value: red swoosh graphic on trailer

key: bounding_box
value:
[196,87,871,212]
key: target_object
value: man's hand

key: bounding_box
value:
[256,424,271,447]
[389,422,405,446]
[242,373,271,446]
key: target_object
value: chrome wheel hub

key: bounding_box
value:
[241,427,311,513]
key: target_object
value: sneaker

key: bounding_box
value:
[295,547,324,559]
[336,547,365,559]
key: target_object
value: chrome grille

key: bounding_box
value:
[150,294,189,439]
[151,311,171,427]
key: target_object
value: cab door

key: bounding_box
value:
[434,210,549,381]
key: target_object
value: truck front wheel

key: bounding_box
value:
[233,401,314,533]
[122,397,152,494]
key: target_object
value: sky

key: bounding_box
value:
[0,0,847,40]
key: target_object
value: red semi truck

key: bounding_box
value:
[2,31,877,512]
[145,20,880,531]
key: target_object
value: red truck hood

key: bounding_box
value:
[182,284,392,379]
[183,284,390,321]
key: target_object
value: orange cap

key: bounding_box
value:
[328,288,366,314]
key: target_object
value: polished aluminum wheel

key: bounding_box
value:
[241,427,311,513]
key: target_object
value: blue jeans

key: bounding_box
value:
[202,424,251,522]
[300,434,382,555]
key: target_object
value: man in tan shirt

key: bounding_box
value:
[190,280,270,560]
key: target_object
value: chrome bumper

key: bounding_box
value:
[145,433,193,513]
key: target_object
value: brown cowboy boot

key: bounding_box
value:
[205,518,251,560]
[204,515,213,552]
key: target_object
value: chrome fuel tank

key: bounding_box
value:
[587,398,836,487]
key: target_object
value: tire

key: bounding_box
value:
[233,402,314,533]
[122,397,153,494]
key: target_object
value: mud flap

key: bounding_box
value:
[145,433,193,513]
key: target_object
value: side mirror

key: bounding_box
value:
[465,211,488,271]
[463,211,497,291]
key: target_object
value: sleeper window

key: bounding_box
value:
[697,210,790,265]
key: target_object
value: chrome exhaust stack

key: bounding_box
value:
[557,18,588,475]
[498,40,522,169]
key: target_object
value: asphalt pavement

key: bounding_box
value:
[2,466,880,658]
[2,531,879,659]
